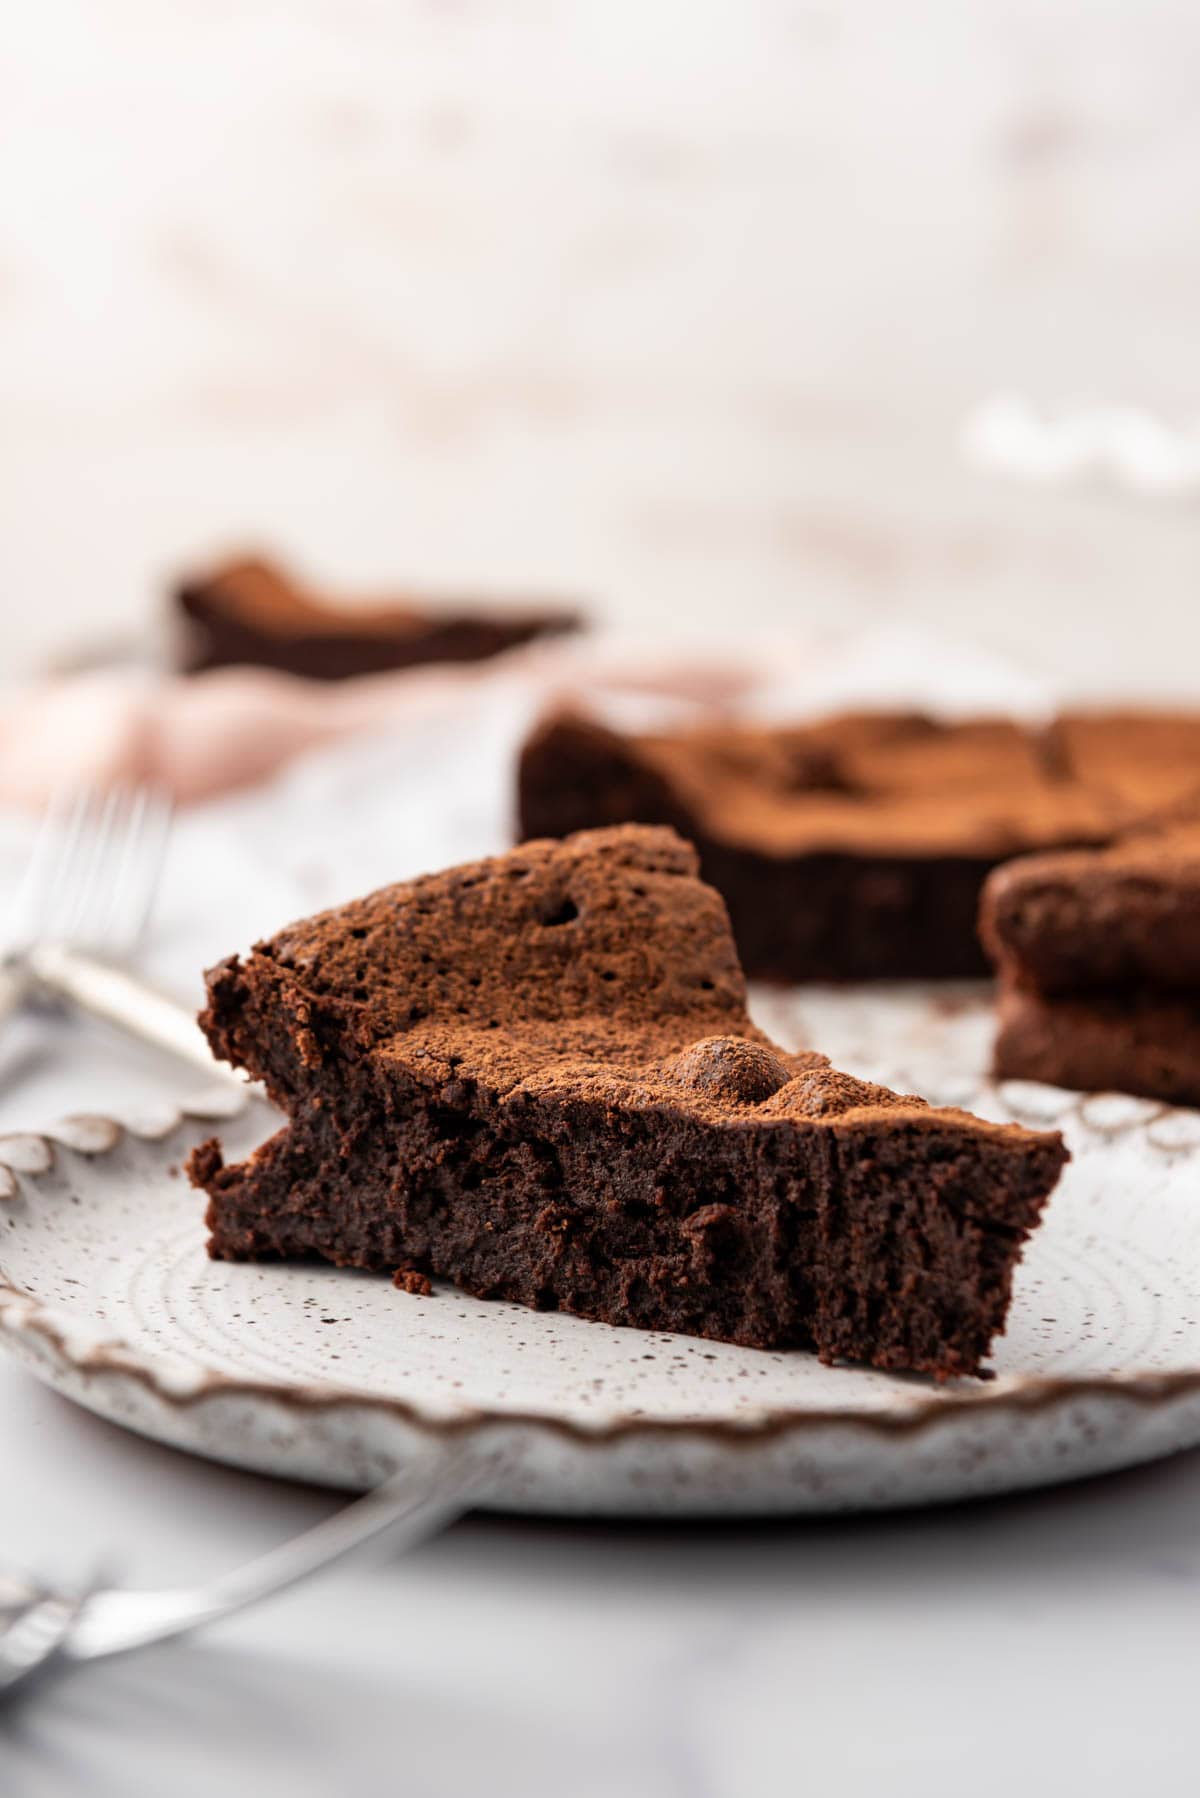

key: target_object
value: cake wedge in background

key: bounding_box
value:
[188,824,1067,1378]
[175,554,581,679]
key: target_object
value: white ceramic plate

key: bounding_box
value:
[1,987,1199,1516]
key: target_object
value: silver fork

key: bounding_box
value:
[0,1441,501,1702]
[4,783,244,1086]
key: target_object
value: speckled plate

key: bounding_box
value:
[1,987,1199,1515]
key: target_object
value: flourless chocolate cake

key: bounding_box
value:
[516,710,1200,982]
[982,815,1200,1107]
[175,555,580,679]
[188,826,1067,1377]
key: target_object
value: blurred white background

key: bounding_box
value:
[2,0,1198,687]
[4,18,1200,1793]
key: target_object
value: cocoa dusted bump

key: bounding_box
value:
[188,825,1066,1378]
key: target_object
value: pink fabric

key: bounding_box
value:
[0,648,758,809]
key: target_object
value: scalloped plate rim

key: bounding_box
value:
[1,1089,1200,1512]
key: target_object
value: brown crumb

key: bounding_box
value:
[392,1267,433,1297]
[185,1138,224,1189]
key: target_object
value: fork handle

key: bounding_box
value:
[24,944,247,1089]
[64,1441,504,1663]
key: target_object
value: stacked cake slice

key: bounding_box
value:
[982,815,1200,1107]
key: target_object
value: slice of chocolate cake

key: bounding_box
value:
[516,711,1123,981]
[188,826,1066,1377]
[982,816,1200,1106]
[175,554,580,680]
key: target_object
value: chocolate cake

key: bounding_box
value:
[188,825,1067,1377]
[517,710,1200,983]
[175,555,580,679]
[982,816,1200,1106]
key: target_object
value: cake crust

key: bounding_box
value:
[190,826,1067,1377]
